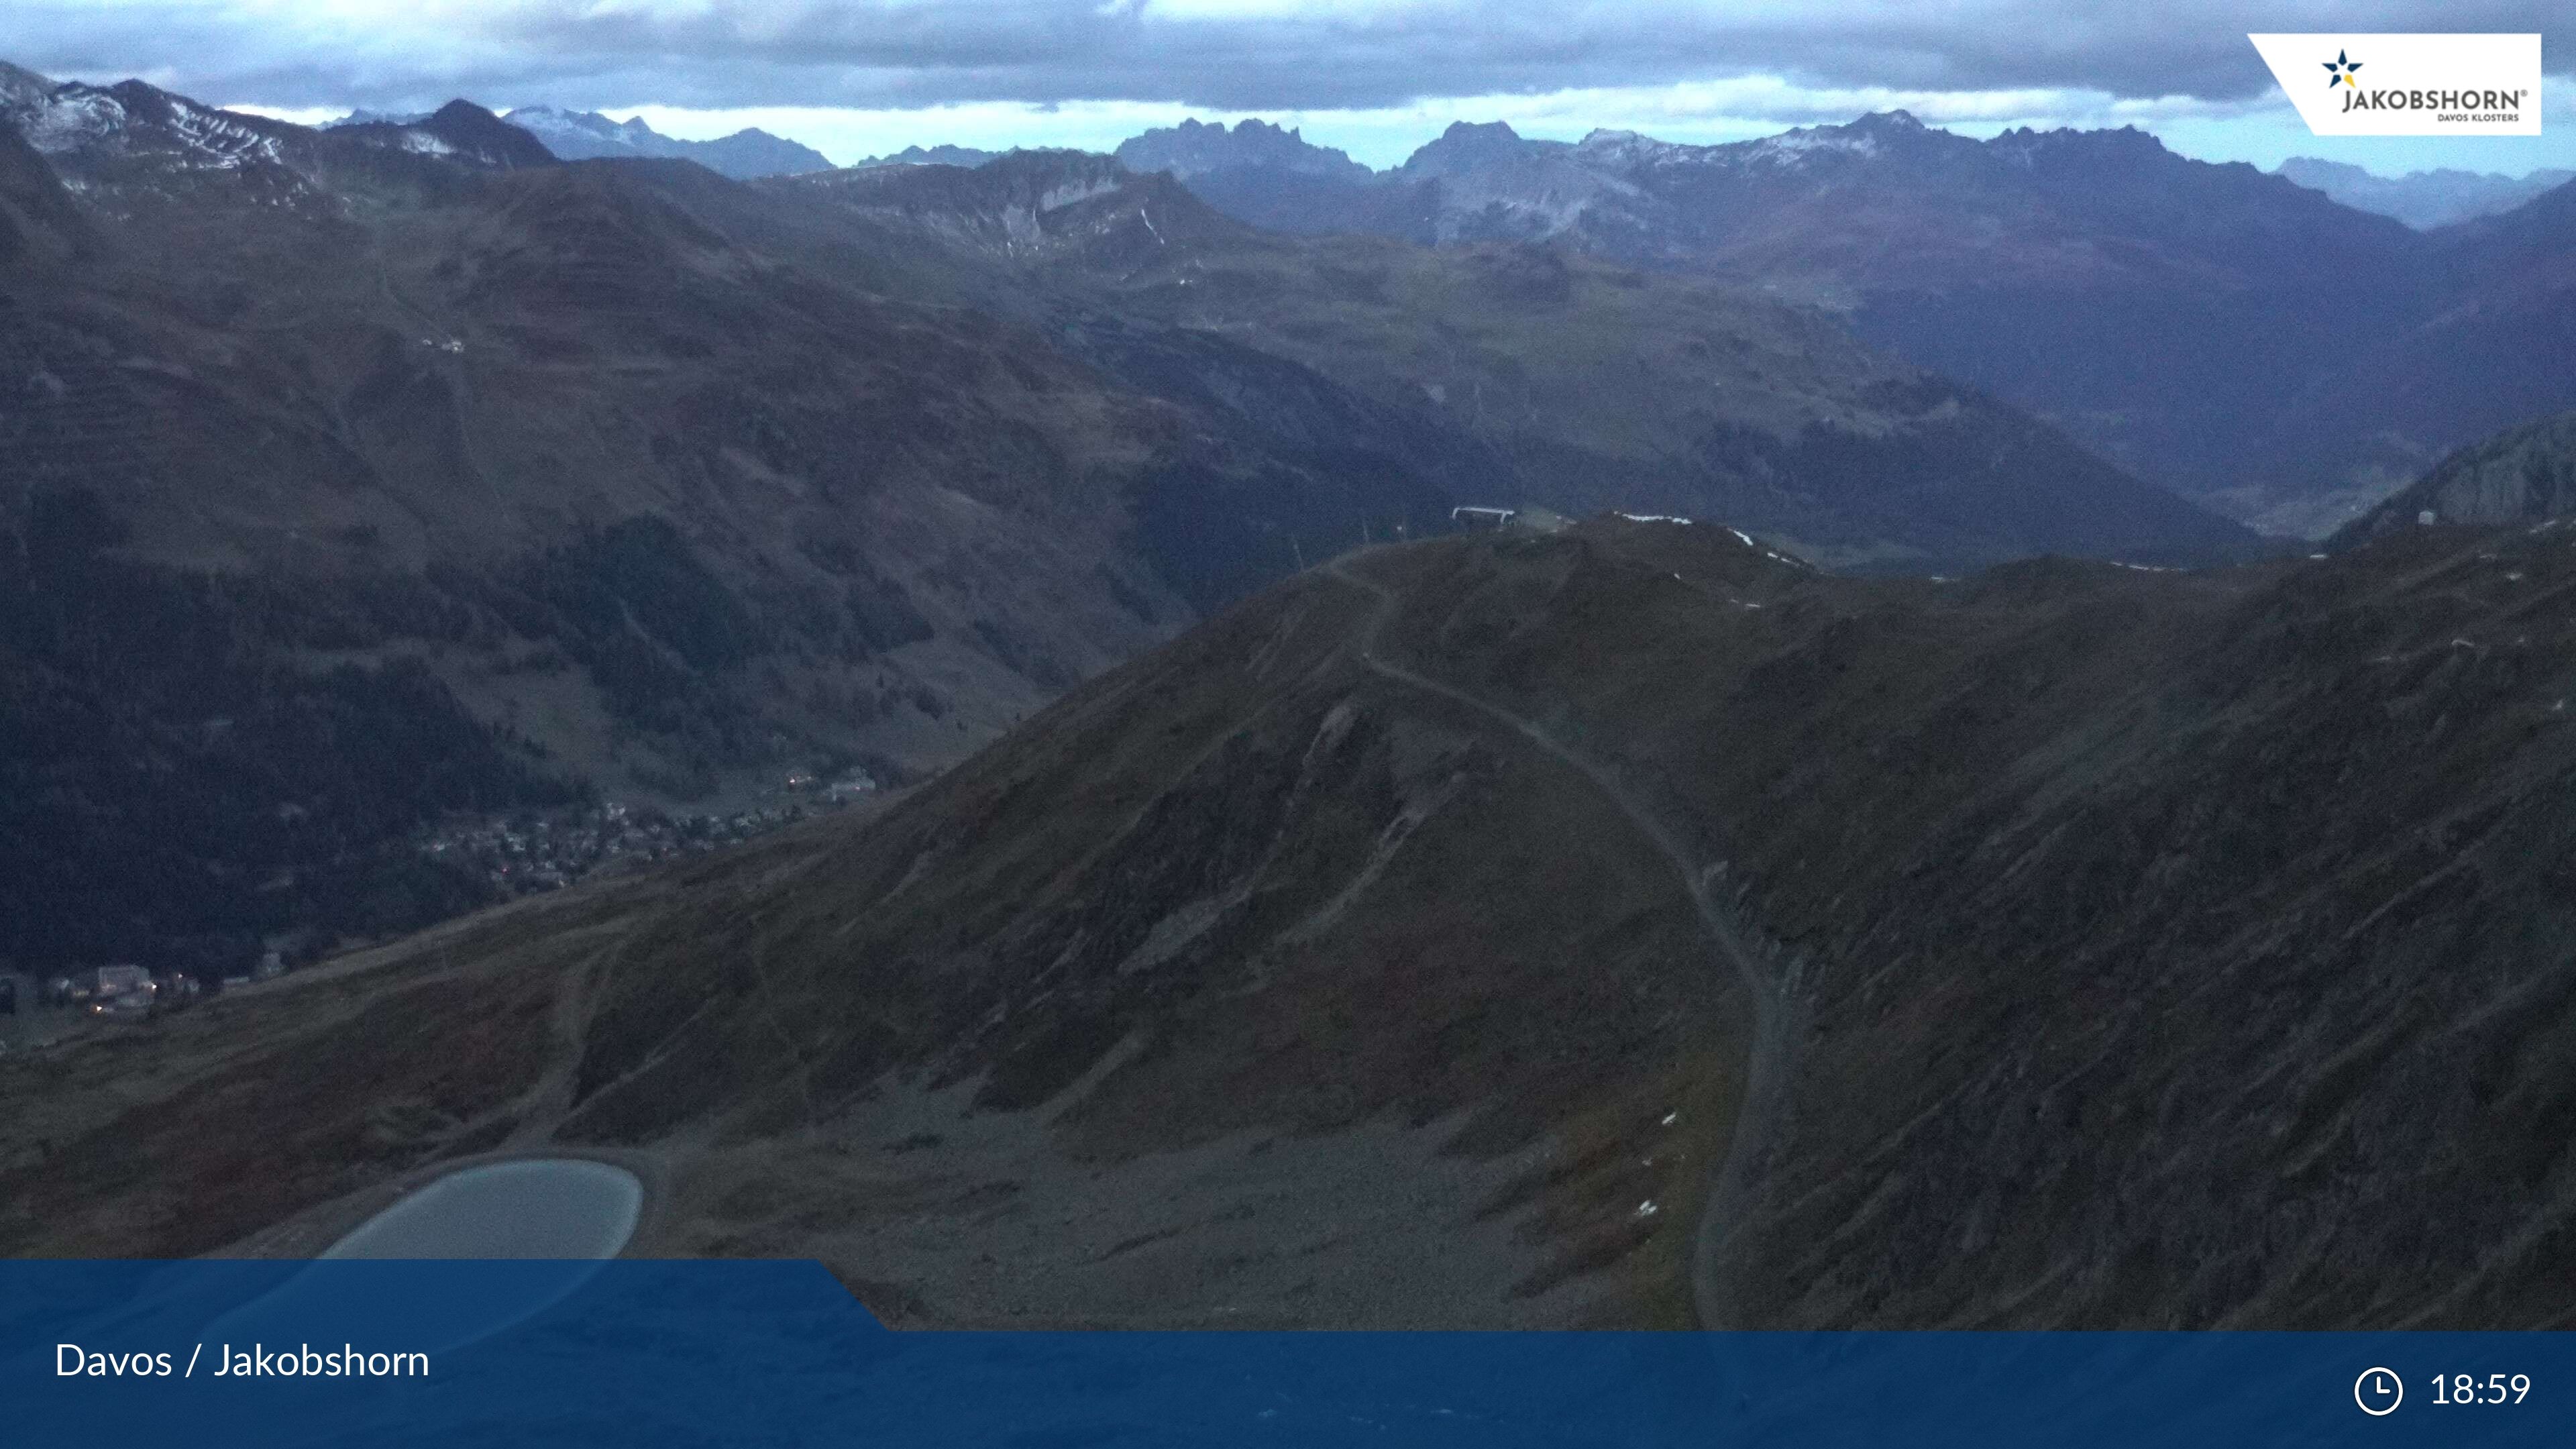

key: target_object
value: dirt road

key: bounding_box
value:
[1324,555,1800,1330]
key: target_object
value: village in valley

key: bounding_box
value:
[0,766,885,1053]
[416,764,883,896]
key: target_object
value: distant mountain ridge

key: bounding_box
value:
[850,143,1000,170]
[1116,118,1370,182]
[1124,109,2576,538]
[2275,156,2576,229]
[325,107,427,127]
[799,148,2260,575]
[502,106,830,179]
[24,70,2566,529]
[0,77,554,217]
[340,98,555,169]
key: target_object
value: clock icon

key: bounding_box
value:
[2355,1366,2404,1417]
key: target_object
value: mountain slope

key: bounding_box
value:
[0,82,1491,972]
[337,99,556,170]
[2335,408,2576,544]
[0,146,1167,964]
[1,77,554,230]
[0,60,50,111]
[0,113,89,264]
[2271,178,2576,528]
[789,151,2259,572]
[11,513,2576,1332]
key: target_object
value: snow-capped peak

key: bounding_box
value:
[1574,129,1683,168]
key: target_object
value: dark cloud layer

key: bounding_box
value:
[8,0,2567,115]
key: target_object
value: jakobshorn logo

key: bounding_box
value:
[2249,34,2542,136]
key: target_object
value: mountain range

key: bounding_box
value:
[1116,113,2576,540]
[61,86,2572,542]
[1116,117,1369,183]
[786,149,2257,570]
[848,143,1000,170]
[327,105,833,180]
[2275,156,2576,230]
[10,58,2576,1333]
[0,69,2255,975]
[498,107,832,179]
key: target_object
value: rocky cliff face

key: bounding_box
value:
[2337,409,2576,543]
[0,113,88,264]
[1116,117,1369,183]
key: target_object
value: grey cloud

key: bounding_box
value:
[7,0,2569,116]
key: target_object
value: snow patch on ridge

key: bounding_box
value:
[22,90,127,154]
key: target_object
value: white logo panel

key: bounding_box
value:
[2248,34,2542,136]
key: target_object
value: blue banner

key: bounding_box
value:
[6,1261,2561,1445]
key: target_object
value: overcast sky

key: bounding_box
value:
[11,1,2572,174]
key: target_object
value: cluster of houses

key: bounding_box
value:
[3,771,886,1042]
[1,956,289,1049]
[25,962,225,1021]
[418,768,881,897]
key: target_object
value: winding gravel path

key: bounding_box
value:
[1324,556,1798,1329]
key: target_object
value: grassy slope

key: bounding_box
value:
[9,513,2576,1329]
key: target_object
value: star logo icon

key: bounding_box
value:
[2322,50,2363,89]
